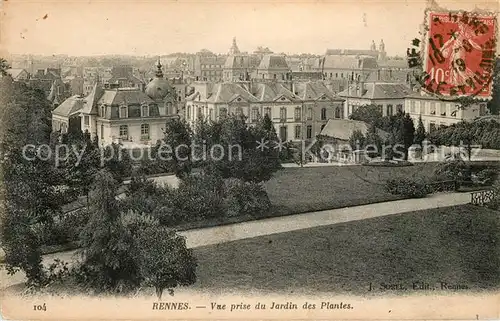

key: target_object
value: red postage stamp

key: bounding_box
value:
[422,11,497,98]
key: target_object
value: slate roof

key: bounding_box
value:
[6,68,27,79]
[199,56,226,66]
[257,55,289,70]
[81,82,104,114]
[293,81,344,101]
[252,82,300,102]
[206,83,259,103]
[224,55,261,69]
[106,75,144,85]
[52,95,85,117]
[320,119,389,141]
[325,49,379,57]
[378,59,409,69]
[322,55,378,70]
[338,82,411,99]
[97,88,154,105]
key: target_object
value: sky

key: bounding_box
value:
[0,0,498,57]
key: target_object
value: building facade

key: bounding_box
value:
[404,93,488,133]
[338,82,411,118]
[52,60,179,147]
[185,80,344,142]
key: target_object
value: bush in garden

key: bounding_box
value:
[385,177,431,198]
[434,160,471,182]
[135,225,197,299]
[223,178,271,218]
[174,173,225,220]
[474,169,498,186]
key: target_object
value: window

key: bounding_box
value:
[100,106,105,117]
[386,104,393,116]
[120,106,127,118]
[307,108,312,120]
[429,122,436,133]
[251,108,259,122]
[430,102,436,115]
[294,125,301,139]
[187,105,191,119]
[306,125,312,139]
[141,124,150,140]
[280,107,287,121]
[84,115,89,126]
[264,107,272,117]
[294,107,301,121]
[220,107,227,118]
[119,125,128,138]
[335,107,341,118]
[410,100,416,113]
[439,103,446,116]
[377,105,383,114]
[396,104,403,113]
[480,103,487,115]
[321,108,327,120]
[279,126,288,141]
[209,109,213,121]
[100,124,104,139]
[236,107,243,117]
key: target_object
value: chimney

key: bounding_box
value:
[357,81,364,96]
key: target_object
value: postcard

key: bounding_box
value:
[0,0,499,320]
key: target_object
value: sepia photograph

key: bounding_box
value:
[0,0,499,319]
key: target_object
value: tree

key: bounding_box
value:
[0,57,10,76]
[365,123,382,158]
[136,227,197,299]
[0,78,64,285]
[63,134,101,201]
[198,115,281,183]
[401,113,415,160]
[78,169,141,293]
[101,143,133,183]
[162,118,193,179]
[349,104,383,127]
[414,114,426,146]
[349,130,366,150]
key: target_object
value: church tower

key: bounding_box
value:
[229,37,241,55]
[378,39,387,61]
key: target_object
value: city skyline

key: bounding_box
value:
[1,0,498,58]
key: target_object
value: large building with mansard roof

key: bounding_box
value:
[51,60,179,147]
[185,80,344,142]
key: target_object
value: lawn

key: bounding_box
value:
[193,205,500,295]
[264,163,439,215]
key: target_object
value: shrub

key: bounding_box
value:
[474,169,498,186]
[174,173,225,220]
[434,160,471,182]
[223,178,271,218]
[135,226,197,299]
[385,177,431,198]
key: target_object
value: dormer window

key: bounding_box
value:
[142,105,149,117]
[120,105,127,118]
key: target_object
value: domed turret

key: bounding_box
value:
[145,58,173,101]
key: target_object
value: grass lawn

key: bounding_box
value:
[264,163,439,215]
[193,204,500,295]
